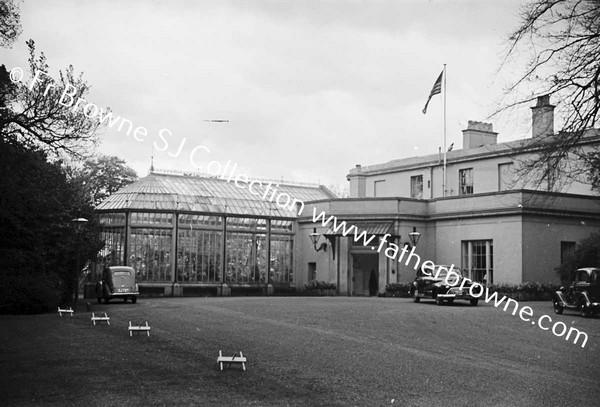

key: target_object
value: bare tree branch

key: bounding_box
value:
[496,0,600,193]
[1,40,104,156]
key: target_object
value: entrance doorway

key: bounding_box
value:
[350,253,379,296]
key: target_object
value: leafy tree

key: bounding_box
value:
[79,155,138,205]
[498,0,600,192]
[0,0,21,48]
[0,40,102,155]
[0,138,104,311]
[556,231,600,284]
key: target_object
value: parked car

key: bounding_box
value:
[553,267,600,318]
[96,266,139,304]
[410,265,479,306]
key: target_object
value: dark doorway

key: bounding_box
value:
[350,253,378,296]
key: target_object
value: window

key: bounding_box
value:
[270,234,294,284]
[96,226,126,272]
[560,241,576,263]
[459,168,474,195]
[462,240,493,284]
[129,228,174,282]
[498,162,514,191]
[410,175,423,199]
[226,232,267,284]
[177,228,222,283]
[374,180,385,197]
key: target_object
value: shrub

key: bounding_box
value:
[385,283,412,297]
[0,273,63,314]
[488,282,561,301]
[303,280,337,296]
[305,280,336,291]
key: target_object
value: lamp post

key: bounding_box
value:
[408,227,421,248]
[309,228,327,253]
[71,218,88,308]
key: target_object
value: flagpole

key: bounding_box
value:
[443,64,447,197]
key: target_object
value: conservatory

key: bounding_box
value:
[91,170,334,297]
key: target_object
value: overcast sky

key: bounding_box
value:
[3,0,532,189]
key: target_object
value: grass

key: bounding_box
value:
[1,296,599,406]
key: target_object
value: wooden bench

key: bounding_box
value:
[57,307,74,317]
[128,321,151,337]
[91,313,110,325]
[217,350,247,371]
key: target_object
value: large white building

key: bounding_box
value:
[296,96,600,295]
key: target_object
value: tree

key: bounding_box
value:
[556,231,600,284]
[80,155,138,205]
[0,40,102,155]
[326,184,349,198]
[498,0,600,192]
[0,138,104,312]
[0,0,21,48]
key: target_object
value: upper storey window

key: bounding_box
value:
[459,168,474,195]
[374,180,385,197]
[410,175,423,199]
[498,162,514,191]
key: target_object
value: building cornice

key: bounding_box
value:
[347,132,600,179]
[298,189,600,224]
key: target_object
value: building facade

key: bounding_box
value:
[296,96,600,295]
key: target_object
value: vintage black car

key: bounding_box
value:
[410,265,479,306]
[553,267,600,318]
[96,266,139,304]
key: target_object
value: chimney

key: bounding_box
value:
[531,95,555,138]
[347,164,366,198]
[462,121,498,149]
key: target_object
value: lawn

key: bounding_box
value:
[1,297,599,406]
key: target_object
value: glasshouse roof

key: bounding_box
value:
[96,171,336,218]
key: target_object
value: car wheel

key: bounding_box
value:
[470,299,479,306]
[553,300,563,315]
[412,289,420,303]
[131,296,137,304]
[436,296,444,305]
[447,299,454,305]
[580,302,591,318]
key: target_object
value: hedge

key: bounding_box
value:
[0,273,63,314]
[303,280,337,296]
[384,283,412,297]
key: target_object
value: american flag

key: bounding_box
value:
[422,71,443,114]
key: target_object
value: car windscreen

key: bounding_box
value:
[431,267,461,279]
